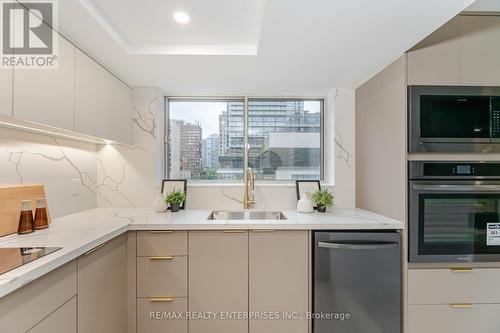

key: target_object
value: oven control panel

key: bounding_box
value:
[410,161,500,179]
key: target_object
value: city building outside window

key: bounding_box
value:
[167,98,323,182]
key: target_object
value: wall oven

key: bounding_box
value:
[409,161,500,263]
[408,85,500,153]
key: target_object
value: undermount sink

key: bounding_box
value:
[208,210,287,221]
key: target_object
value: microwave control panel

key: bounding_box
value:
[492,98,500,138]
[492,109,500,138]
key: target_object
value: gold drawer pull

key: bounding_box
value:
[150,298,173,302]
[251,229,275,233]
[450,303,474,309]
[149,256,174,260]
[150,231,174,234]
[222,230,246,233]
[451,268,474,273]
[83,243,106,256]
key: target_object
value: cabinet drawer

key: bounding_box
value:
[137,256,187,297]
[408,268,500,304]
[137,231,187,256]
[0,261,77,333]
[137,298,187,333]
[408,304,500,333]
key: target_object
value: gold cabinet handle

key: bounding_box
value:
[149,256,174,260]
[222,230,246,233]
[251,229,275,233]
[150,231,174,234]
[451,267,474,273]
[450,303,474,308]
[83,243,106,256]
[150,298,173,302]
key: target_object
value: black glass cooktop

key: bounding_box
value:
[0,247,62,275]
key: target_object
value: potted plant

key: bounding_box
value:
[312,189,334,213]
[165,190,186,212]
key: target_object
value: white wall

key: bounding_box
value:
[0,127,97,218]
[97,87,356,209]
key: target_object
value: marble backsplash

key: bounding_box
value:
[0,87,355,218]
[185,184,338,211]
[0,127,97,218]
[96,88,356,210]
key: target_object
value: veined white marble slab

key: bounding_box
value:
[0,207,403,298]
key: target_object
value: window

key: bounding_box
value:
[166,98,323,182]
[248,99,322,181]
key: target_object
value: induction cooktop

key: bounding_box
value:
[0,247,62,275]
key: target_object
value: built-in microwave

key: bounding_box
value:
[409,161,500,263]
[408,85,500,153]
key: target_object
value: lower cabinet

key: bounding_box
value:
[407,267,500,333]
[408,304,500,333]
[249,230,309,333]
[77,234,127,333]
[189,230,249,333]
[0,261,77,333]
[188,230,310,333]
[28,297,77,333]
[137,298,188,333]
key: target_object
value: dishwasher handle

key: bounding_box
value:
[317,241,399,250]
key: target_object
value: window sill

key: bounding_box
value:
[186,182,334,187]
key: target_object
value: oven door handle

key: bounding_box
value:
[412,184,500,191]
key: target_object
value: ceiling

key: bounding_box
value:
[58,0,476,95]
[77,0,265,55]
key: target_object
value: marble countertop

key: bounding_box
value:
[0,207,403,298]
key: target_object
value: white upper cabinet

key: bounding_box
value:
[108,74,133,144]
[13,29,75,130]
[461,16,500,86]
[0,67,12,117]
[75,49,110,139]
[75,49,132,144]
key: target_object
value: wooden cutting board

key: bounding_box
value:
[0,184,51,237]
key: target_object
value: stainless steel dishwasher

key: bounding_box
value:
[313,231,401,333]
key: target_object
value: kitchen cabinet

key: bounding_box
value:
[461,16,500,86]
[74,49,110,139]
[407,16,462,85]
[137,256,188,298]
[137,230,187,256]
[107,75,133,144]
[136,230,188,333]
[189,230,249,333]
[0,261,77,333]
[0,67,12,117]
[75,49,132,144]
[77,234,127,333]
[137,298,188,333]
[13,29,75,130]
[408,304,500,333]
[28,297,76,333]
[408,268,500,305]
[249,230,309,333]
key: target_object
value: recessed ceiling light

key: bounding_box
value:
[173,11,190,24]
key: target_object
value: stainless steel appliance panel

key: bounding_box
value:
[313,231,401,333]
[408,85,500,153]
[408,161,500,263]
